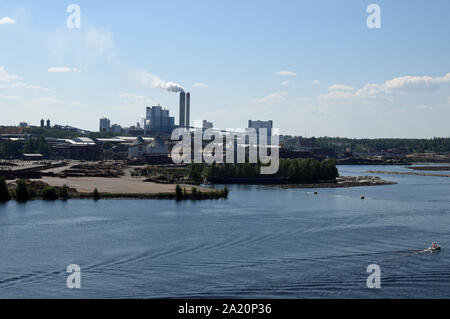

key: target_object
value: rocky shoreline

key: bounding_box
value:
[276,175,396,189]
[364,170,450,178]
[408,166,450,171]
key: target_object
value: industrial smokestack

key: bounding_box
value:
[179,92,186,127]
[186,92,190,128]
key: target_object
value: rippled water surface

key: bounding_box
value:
[1,165,450,298]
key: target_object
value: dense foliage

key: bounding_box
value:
[15,180,30,202]
[93,188,100,200]
[0,136,52,158]
[42,186,58,200]
[188,158,339,183]
[0,177,11,201]
[23,136,52,156]
[281,136,450,154]
[0,140,23,158]
[60,184,69,200]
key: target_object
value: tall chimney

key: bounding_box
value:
[185,92,190,128]
[179,92,186,127]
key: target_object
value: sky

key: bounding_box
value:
[1,0,450,138]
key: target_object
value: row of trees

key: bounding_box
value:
[281,136,450,154]
[0,137,52,158]
[22,136,52,156]
[188,158,339,183]
[0,178,71,202]
[175,184,229,200]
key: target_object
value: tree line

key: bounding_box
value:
[281,136,450,154]
[188,158,339,183]
[0,136,52,158]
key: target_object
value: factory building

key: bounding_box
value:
[145,105,175,134]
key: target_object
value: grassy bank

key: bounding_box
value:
[0,178,229,202]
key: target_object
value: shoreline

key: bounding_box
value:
[274,176,396,189]
[408,166,450,172]
[364,170,450,178]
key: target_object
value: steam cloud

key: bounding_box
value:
[138,70,184,93]
[152,76,184,93]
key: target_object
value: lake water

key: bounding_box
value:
[1,165,450,298]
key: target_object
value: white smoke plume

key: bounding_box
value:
[137,70,184,93]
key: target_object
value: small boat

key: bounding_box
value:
[427,243,441,253]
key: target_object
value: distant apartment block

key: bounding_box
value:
[111,124,122,134]
[99,118,111,133]
[248,120,273,144]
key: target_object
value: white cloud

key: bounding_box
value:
[416,105,432,110]
[253,92,287,103]
[48,67,70,73]
[320,90,356,101]
[383,74,450,91]
[0,66,20,82]
[0,81,50,92]
[193,83,207,87]
[320,73,450,102]
[328,84,355,91]
[0,66,50,91]
[0,94,22,100]
[48,67,82,73]
[276,70,296,76]
[312,80,319,85]
[281,80,290,86]
[0,17,16,25]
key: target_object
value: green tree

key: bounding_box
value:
[191,187,198,199]
[22,138,36,154]
[0,140,22,158]
[15,180,30,202]
[37,136,52,156]
[60,184,69,200]
[175,184,183,200]
[42,186,58,200]
[0,177,11,202]
[102,141,113,150]
[223,186,229,198]
[93,188,100,200]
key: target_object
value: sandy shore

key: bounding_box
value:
[33,174,206,194]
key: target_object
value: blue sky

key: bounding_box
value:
[1,0,450,137]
